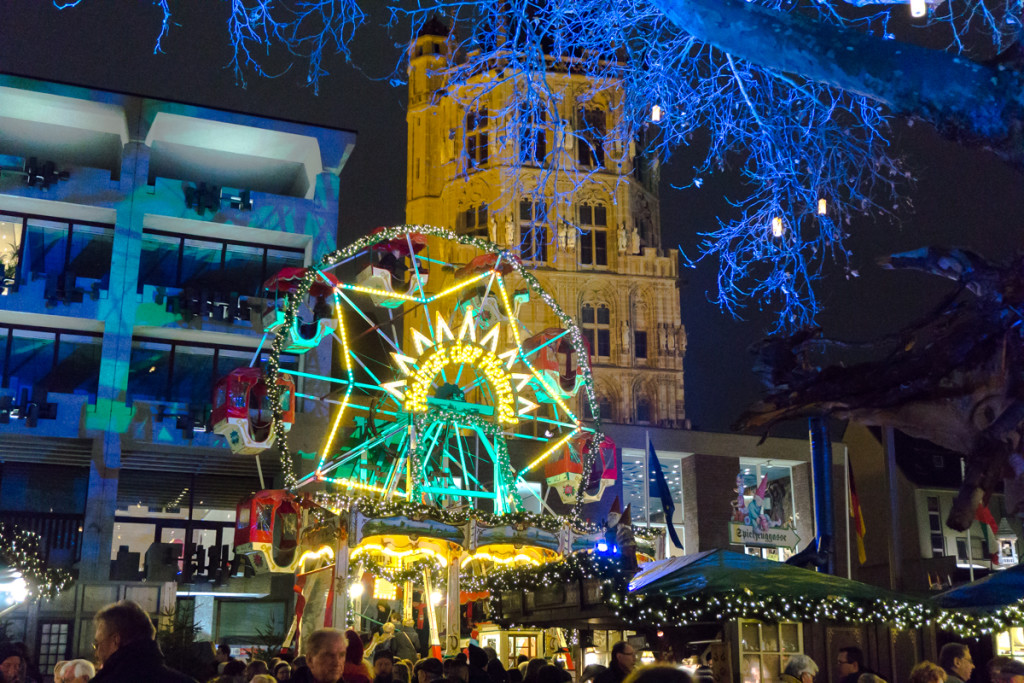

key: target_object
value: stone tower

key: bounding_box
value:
[404,22,686,428]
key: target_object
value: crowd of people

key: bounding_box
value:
[1,601,1023,683]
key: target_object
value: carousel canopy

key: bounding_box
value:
[933,563,1024,611]
[629,549,917,603]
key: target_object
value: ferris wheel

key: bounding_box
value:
[264,226,604,514]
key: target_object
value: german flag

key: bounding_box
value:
[849,460,867,564]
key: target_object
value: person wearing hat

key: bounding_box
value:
[0,646,23,683]
[374,651,395,683]
[414,657,444,683]
[581,665,607,683]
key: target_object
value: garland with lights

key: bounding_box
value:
[0,522,74,601]
[352,554,446,586]
[264,225,605,528]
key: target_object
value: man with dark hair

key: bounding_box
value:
[90,600,197,682]
[373,650,395,683]
[0,646,23,683]
[593,642,635,683]
[292,628,347,683]
[837,647,871,683]
[940,643,975,683]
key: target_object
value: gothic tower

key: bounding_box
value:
[405,22,686,429]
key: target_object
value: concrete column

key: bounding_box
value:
[78,434,120,582]
[331,534,349,629]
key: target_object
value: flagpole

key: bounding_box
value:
[845,446,852,580]
[644,431,651,529]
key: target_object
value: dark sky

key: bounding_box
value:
[1,1,1022,434]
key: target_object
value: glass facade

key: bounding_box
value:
[0,324,102,399]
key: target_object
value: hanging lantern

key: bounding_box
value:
[771,217,784,237]
[817,198,827,215]
[651,105,663,122]
[910,0,926,17]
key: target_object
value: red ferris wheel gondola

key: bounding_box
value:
[211,367,295,454]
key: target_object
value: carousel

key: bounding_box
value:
[214,227,663,664]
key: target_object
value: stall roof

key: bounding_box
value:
[933,564,1024,611]
[629,549,918,603]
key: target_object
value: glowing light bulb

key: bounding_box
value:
[817,198,827,215]
[651,105,663,122]
[771,217,784,237]
[349,583,364,599]
[430,590,443,606]
[910,0,926,17]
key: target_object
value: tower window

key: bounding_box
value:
[580,303,610,359]
[577,107,606,168]
[634,331,647,359]
[456,204,488,238]
[636,397,651,424]
[519,199,548,263]
[519,104,547,166]
[578,203,608,266]
[464,106,489,170]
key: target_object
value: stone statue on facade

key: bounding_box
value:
[617,223,628,254]
[621,320,630,353]
[630,224,641,254]
[489,216,497,243]
[505,215,516,248]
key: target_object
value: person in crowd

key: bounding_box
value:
[343,629,372,683]
[909,662,947,683]
[593,643,636,683]
[988,658,1013,683]
[517,657,529,667]
[580,665,607,683]
[274,660,293,681]
[780,654,819,683]
[89,600,197,683]
[857,674,887,683]
[387,615,420,662]
[414,658,444,683]
[393,662,412,683]
[10,645,39,683]
[450,661,470,683]
[483,649,497,664]
[839,648,873,683]
[693,664,715,683]
[468,645,491,683]
[994,660,1024,683]
[621,664,693,683]
[219,660,247,683]
[0,647,23,683]
[245,661,270,681]
[291,629,347,683]
[250,676,277,683]
[60,659,96,683]
[53,662,68,682]
[374,651,395,683]
[940,644,975,683]
[536,664,564,683]
[216,645,236,675]
[486,658,509,683]
[523,659,548,683]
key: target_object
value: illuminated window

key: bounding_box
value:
[928,496,945,556]
[578,204,607,267]
[36,622,71,676]
[580,304,610,359]
[577,107,606,168]
[739,620,803,683]
[519,199,548,262]
[465,105,489,170]
[457,204,488,238]
[0,325,102,400]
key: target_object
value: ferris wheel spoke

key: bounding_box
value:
[336,290,403,355]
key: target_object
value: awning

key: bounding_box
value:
[933,564,1024,611]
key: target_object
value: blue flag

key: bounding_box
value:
[648,439,683,549]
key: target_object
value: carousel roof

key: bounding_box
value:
[933,563,1024,611]
[628,549,916,603]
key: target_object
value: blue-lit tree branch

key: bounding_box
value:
[55,0,1024,328]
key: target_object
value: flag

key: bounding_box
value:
[647,436,683,549]
[975,502,1000,563]
[848,460,867,564]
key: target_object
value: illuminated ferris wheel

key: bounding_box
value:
[267,226,603,514]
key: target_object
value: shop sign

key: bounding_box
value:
[728,522,800,549]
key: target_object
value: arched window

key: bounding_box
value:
[581,303,610,359]
[577,107,606,168]
[578,203,607,267]
[519,103,547,166]
[519,199,548,262]
[464,105,489,170]
[636,396,651,424]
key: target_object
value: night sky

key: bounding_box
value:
[1,1,1022,435]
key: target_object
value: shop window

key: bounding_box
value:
[620,449,683,525]
[457,204,488,238]
[577,107,606,168]
[996,627,1024,661]
[580,304,610,359]
[128,338,296,409]
[508,635,538,669]
[0,325,102,400]
[740,620,803,683]
[465,106,489,170]
[578,204,607,267]
[138,229,304,296]
[37,621,71,676]
[519,200,548,263]
[519,104,547,165]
